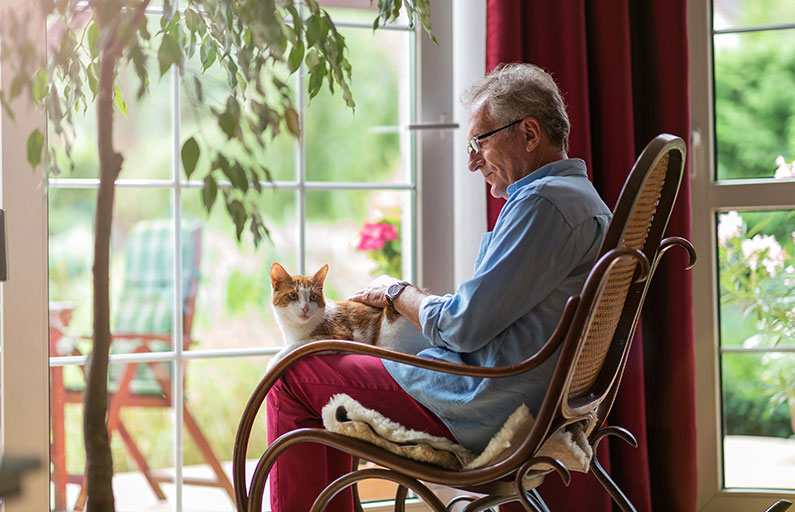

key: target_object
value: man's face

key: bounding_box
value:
[466,99,527,199]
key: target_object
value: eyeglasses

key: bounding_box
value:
[466,119,522,155]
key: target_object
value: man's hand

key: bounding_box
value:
[347,275,399,308]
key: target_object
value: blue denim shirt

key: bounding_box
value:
[383,158,612,452]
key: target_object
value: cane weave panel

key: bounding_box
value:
[621,154,668,251]
[567,152,670,399]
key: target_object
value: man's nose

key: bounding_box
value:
[468,149,484,173]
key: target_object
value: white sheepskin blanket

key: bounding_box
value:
[321,393,593,473]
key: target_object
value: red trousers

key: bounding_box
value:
[265,353,523,511]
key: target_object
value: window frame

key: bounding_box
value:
[689,1,795,510]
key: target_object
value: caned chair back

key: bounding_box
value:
[562,135,685,422]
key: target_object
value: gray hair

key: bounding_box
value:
[462,63,570,152]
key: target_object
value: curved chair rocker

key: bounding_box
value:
[233,133,696,512]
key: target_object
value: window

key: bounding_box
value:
[1,2,459,511]
[691,0,795,509]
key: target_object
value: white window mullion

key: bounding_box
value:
[171,54,185,511]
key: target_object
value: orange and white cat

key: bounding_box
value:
[268,262,431,370]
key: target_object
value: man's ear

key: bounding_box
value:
[521,118,542,153]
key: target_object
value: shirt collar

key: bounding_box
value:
[506,158,588,197]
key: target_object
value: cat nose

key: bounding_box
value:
[301,305,309,314]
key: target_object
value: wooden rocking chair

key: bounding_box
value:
[232,133,695,511]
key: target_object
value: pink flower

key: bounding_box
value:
[356,222,398,251]
[741,234,785,276]
[774,156,795,179]
[718,211,743,245]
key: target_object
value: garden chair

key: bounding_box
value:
[232,133,695,511]
[50,220,233,510]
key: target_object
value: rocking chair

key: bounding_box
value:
[232,133,695,511]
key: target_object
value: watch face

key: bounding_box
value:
[386,283,401,298]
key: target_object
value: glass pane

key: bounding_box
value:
[182,356,271,510]
[181,45,296,182]
[305,190,410,299]
[48,15,173,180]
[50,361,175,511]
[721,352,795,489]
[717,210,795,348]
[305,26,410,183]
[714,29,795,180]
[182,189,297,350]
[49,188,95,338]
[714,0,795,30]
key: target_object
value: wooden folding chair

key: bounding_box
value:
[50,220,233,510]
[233,134,695,511]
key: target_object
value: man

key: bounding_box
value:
[266,63,612,511]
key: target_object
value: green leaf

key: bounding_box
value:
[32,68,49,104]
[304,47,319,68]
[200,38,217,71]
[222,162,248,192]
[26,129,44,168]
[226,199,247,240]
[284,107,300,137]
[288,40,304,73]
[113,85,127,116]
[216,96,241,138]
[306,15,322,48]
[202,174,218,213]
[158,30,182,76]
[181,137,200,178]
[307,63,324,99]
[86,63,98,99]
[185,8,200,33]
[87,22,99,57]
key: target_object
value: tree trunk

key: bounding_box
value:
[83,44,123,512]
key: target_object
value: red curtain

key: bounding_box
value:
[486,1,695,510]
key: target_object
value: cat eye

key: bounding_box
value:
[310,293,318,301]
[288,292,298,300]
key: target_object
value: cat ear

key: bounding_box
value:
[312,264,329,289]
[270,262,292,288]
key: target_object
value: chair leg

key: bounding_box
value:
[182,404,235,497]
[50,366,68,511]
[352,457,364,512]
[147,360,235,499]
[589,426,638,512]
[394,485,409,512]
[116,422,167,500]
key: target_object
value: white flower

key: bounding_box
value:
[741,234,785,276]
[717,211,744,245]
[774,155,795,179]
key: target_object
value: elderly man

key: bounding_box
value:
[266,63,611,512]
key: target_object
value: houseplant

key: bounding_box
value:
[0,1,432,509]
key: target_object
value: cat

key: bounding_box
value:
[268,262,432,370]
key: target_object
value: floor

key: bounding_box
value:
[55,435,795,511]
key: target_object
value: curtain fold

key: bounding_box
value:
[485,1,695,510]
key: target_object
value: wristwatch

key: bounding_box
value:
[385,281,411,306]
